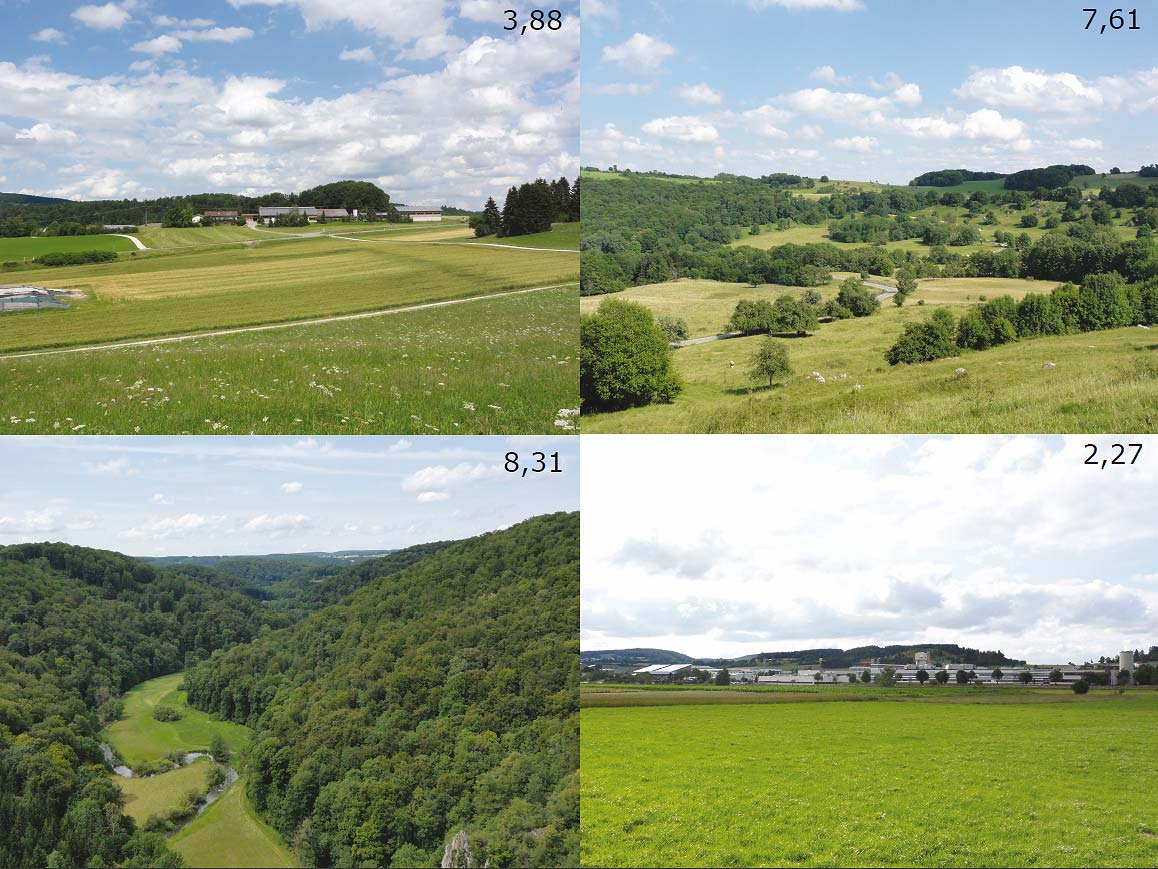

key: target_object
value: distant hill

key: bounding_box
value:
[909,164,1097,190]
[584,644,1024,668]
[141,549,394,568]
[581,648,696,665]
[0,192,73,205]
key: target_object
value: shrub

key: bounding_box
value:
[35,250,118,267]
[580,299,682,411]
[655,314,690,343]
[152,705,181,722]
[886,308,956,365]
[1072,679,1090,694]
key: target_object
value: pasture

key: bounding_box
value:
[580,278,1158,433]
[0,234,136,259]
[170,776,297,869]
[103,673,251,768]
[581,690,1158,867]
[2,284,577,434]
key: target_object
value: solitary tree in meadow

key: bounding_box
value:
[749,338,792,389]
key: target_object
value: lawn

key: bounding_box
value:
[0,234,136,259]
[581,278,1158,433]
[103,673,252,768]
[581,690,1158,867]
[116,757,214,825]
[1,284,578,434]
[0,233,577,352]
[170,776,297,869]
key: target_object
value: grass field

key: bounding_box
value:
[581,278,1158,433]
[170,776,296,869]
[105,673,296,867]
[117,757,214,824]
[582,689,1158,867]
[136,226,269,248]
[104,673,252,768]
[0,234,136,259]
[464,221,580,250]
[3,284,577,434]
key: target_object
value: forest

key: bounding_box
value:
[469,176,580,239]
[183,512,579,868]
[579,169,1158,295]
[0,513,578,868]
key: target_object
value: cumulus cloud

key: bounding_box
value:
[172,27,254,43]
[955,65,1112,114]
[832,135,877,151]
[280,481,303,494]
[339,47,375,63]
[242,513,311,533]
[416,491,451,502]
[0,508,94,535]
[16,123,79,145]
[809,65,850,85]
[120,513,225,540]
[31,28,67,44]
[601,33,675,73]
[401,462,500,491]
[132,35,183,55]
[84,456,137,476]
[676,83,723,106]
[642,115,719,142]
[593,82,654,96]
[72,2,132,29]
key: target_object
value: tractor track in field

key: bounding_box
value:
[0,282,578,360]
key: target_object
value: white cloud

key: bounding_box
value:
[416,491,451,502]
[593,82,654,96]
[778,87,893,121]
[458,0,508,22]
[401,462,500,491]
[676,82,723,106]
[85,456,137,476]
[601,33,675,73]
[72,3,132,30]
[242,513,311,533]
[832,135,877,152]
[132,35,183,55]
[642,115,719,143]
[339,47,375,63]
[120,513,225,540]
[172,27,254,43]
[227,0,454,47]
[150,493,173,505]
[16,123,79,145]
[955,65,1112,115]
[31,28,67,44]
[153,16,215,27]
[280,481,303,494]
[1061,137,1104,150]
[809,65,850,85]
[892,82,922,106]
[742,104,794,139]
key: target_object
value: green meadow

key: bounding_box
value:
[0,234,136,259]
[581,688,1158,867]
[117,757,214,825]
[170,777,296,869]
[104,672,295,868]
[3,284,577,434]
[104,673,251,767]
[580,277,1158,433]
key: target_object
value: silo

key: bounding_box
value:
[1119,650,1135,673]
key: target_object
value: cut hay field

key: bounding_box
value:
[0,234,136,259]
[0,231,576,352]
[170,776,296,869]
[581,690,1158,867]
[2,284,577,434]
[137,226,269,248]
[581,278,1158,433]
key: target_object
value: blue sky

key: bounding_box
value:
[583,435,1158,663]
[583,0,1158,183]
[0,435,578,556]
[0,0,578,206]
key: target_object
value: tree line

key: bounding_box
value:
[470,176,579,238]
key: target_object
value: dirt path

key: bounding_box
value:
[111,233,149,251]
[0,282,577,360]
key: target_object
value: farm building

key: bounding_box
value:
[395,205,442,222]
[200,210,238,224]
[320,208,350,220]
[258,206,320,224]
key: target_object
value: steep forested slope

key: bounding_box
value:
[184,513,579,868]
[0,543,279,868]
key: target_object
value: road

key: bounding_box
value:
[0,282,577,360]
